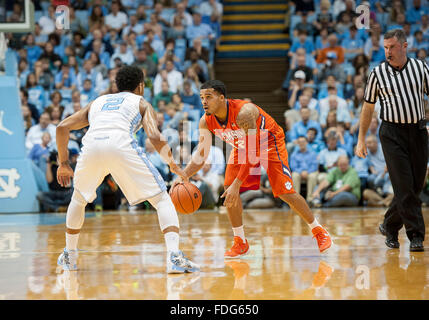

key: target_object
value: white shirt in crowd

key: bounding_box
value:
[198,1,223,17]
[105,11,128,30]
[25,124,57,151]
[153,70,184,95]
[38,15,55,35]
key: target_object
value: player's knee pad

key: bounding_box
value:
[66,191,87,230]
[148,191,179,231]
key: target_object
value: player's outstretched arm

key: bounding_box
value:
[140,99,186,180]
[55,102,92,187]
[181,116,213,179]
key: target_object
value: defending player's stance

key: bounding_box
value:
[177,80,332,258]
[55,66,199,273]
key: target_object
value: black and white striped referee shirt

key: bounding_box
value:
[364,57,429,123]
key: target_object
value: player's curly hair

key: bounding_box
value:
[201,80,227,98]
[115,65,144,92]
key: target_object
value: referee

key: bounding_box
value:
[356,29,429,252]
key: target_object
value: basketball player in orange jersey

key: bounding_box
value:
[174,80,332,258]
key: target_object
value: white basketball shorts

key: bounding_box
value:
[73,132,167,205]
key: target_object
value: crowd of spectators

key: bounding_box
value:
[5,0,429,212]
[282,0,429,208]
[3,0,225,212]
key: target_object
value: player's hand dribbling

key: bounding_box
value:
[57,162,74,187]
[169,162,189,187]
[221,182,240,208]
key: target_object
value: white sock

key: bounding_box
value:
[66,232,79,251]
[232,226,246,242]
[309,218,322,230]
[164,232,179,253]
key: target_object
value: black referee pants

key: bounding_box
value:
[379,121,428,241]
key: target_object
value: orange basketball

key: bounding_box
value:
[169,182,202,214]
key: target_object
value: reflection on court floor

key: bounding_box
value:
[0,208,428,300]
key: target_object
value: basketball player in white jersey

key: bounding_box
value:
[55,66,199,274]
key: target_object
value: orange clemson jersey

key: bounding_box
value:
[205,99,295,197]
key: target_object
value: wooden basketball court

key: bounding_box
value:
[0,208,428,300]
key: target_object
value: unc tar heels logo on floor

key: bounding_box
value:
[0,168,21,198]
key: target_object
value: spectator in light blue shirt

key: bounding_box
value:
[410,30,429,58]
[186,12,215,42]
[80,79,98,106]
[289,107,323,142]
[315,27,330,51]
[406,0,429,24]
[318,132,347,172]
[364,33,385,64]
[183,48,209,82]
[319,91,352,128]
[334,122,354,158]
[307,127,325,154]
[18,59,31,88]
[26,73,46,114]
[143,29,165,59]
[28,131,51,173]
[180,81,203,116]
[24,34,43,69]
[288,30,315,58]
[341,25,364,63]
[290,136,319,202]
[84,40,111,68]
[76,59,104,94]
[34,23,48,45]
[55,64,77,90]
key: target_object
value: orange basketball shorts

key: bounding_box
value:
[224,131,295,197]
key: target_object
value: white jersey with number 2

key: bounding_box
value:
[74,92,167,205]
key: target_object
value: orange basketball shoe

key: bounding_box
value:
[224,236,249,258]
[311,261,334,288]
[312,226,332,253]
[224,260,250,279]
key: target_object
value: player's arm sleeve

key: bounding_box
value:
[364,70,379,104]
